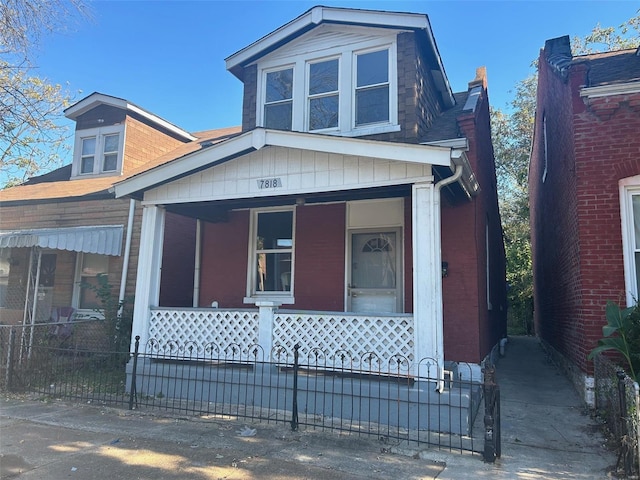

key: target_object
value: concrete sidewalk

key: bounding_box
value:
[0,336,616,479]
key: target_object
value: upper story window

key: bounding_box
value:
[265,68,293,130]
[308,58,339,131]
[257,38,398,137]
[72,125,124,178]
[355,49,389,126]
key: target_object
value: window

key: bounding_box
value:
[308,58,339,131]
[258,38,397,136]
[74,253,109,310]
[248,209,294,300]
[73,125,124,177]
[355,49,389,126]
[264,68,293,130]
[0,249,10,308]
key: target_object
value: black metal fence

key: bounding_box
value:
[1,323,499,460]
[594,354,640,476]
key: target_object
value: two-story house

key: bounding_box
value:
[529,36,640,404]
[113,6,507,379]
[0,92,239,338]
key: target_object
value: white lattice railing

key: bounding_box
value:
[147,307,415,373]
[274,311,414,370]
[148,308,259,356]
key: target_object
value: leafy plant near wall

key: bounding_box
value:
[81,274,134,353]
[588,301,640,383]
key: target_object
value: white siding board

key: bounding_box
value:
[143,147,433,204]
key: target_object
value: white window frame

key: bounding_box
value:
[244,207,296,305]
[72,252,109,318]
[71,125,125,178]
[306,56,340,133]
[353,47,392,129]
[619,176,640,306]
[256,35,398,137]
[262,64,295,131]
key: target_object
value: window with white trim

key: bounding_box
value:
[355,49,389,126]
[247,209,295,300]
[74,253,109,311]
[72,125,124,177]
[620,180,640,305]
[257,38,397,136]
[264,67,294,130]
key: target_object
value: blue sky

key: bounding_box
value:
[34,0,638,134]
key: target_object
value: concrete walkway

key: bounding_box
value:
[0,336,616,479]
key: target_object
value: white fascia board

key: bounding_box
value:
[226,6,428,72]
[264,129,451,166]
[65,92,196,142]
[114,130,260,198]
[580,81,640,99]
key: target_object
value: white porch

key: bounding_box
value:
[144,306,416,374]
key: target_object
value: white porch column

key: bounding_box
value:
[412,182,444,379]
[130,205,166,352]
[255,301,281,361]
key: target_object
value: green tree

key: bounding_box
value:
[0,0,90,188]
[492,14,639,335]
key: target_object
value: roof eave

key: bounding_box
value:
[113,128,453,199]
[64,92,197,142]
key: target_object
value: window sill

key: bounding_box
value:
[244,296,295,306]
[337,123,401,138]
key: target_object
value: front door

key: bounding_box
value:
[348,230,402,313]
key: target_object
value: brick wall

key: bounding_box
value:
[0,198,142,311]
[531,50,640,375]
[122,116,187,174]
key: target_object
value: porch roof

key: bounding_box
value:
[113,128,454,199]
[0,225,124,256]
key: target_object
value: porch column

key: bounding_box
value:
[130,205,166,352]
[412,182,444,378]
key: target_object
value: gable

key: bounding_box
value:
[143,145,433,205]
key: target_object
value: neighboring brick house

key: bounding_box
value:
[113,6,507,377]
[529,36,640,404]
[0,92,239,328]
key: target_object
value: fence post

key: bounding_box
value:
[616,370,632,476]
[5,328,16,392]
[482,364,500,462]
[290,343,299,431]
[128,336,140,410]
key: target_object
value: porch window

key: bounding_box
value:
[75,253,109,311]
[249,209,294,299]
[0,249,9,308]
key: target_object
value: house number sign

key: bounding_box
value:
[257,178,282,189]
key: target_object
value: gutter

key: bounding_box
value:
[118,199,136,313]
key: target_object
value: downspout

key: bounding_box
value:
[118,199,136,313]
[431,162,464,392]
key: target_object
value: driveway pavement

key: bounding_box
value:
[0,336,616,479]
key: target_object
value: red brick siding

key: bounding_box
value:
[531,52,640,375]
[159,213,197,307]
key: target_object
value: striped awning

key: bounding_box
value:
[0,225,124,256]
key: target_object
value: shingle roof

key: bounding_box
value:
[0,126,241,204]
[420,91,468,143]
[573,48,640,87]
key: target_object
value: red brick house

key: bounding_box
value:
[114,6,507,378]
[529,36,640,404]
[0,92,239,329]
